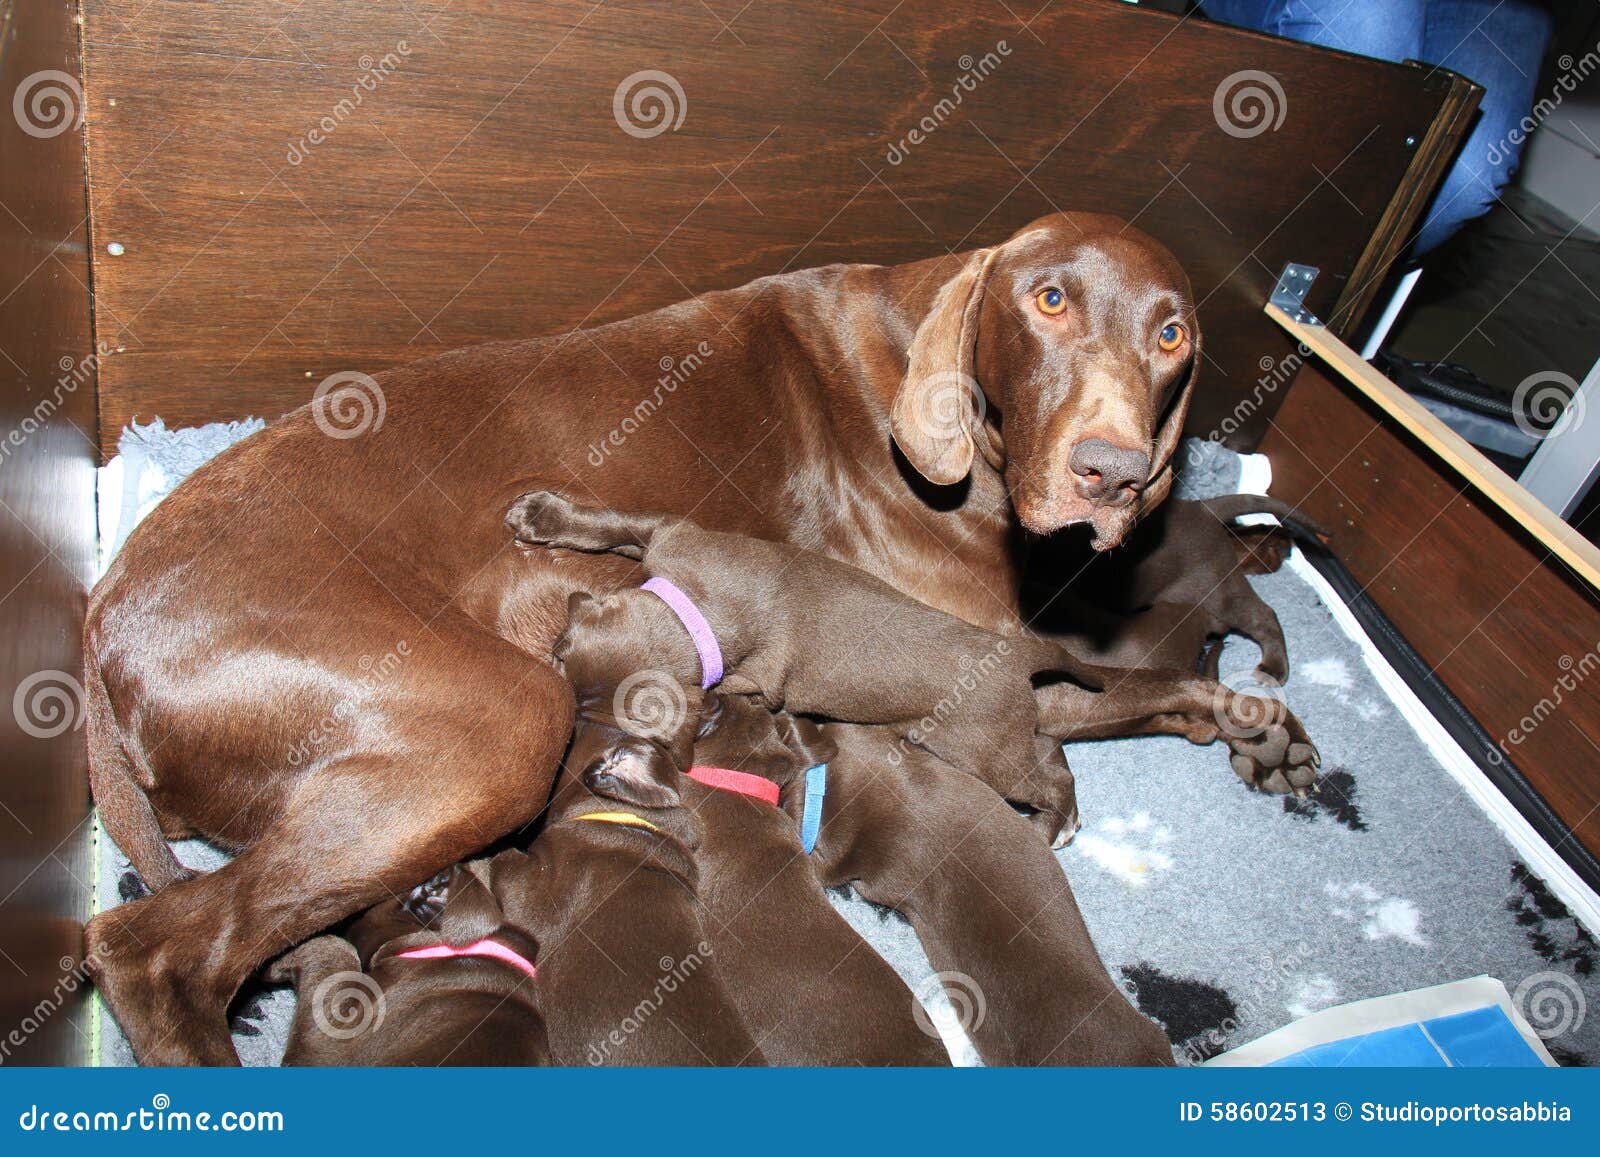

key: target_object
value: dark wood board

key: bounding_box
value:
[1262,364,1600,861]
[81,0,1468,458]
[0,0,100,1064]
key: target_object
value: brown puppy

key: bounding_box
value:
[674,694,949,1066]
[496,763,764,1066]
[508,488,1086,844]
[267,871,549,1066]
[271,761,763,1066]
[810,723,1174,1066]
[1059,494,1324,684]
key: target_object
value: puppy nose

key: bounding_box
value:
[1069,438,1150,507]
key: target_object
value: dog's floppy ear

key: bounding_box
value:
[891,247,1002,486]
[555,591,598,665]
[582,738,683,810]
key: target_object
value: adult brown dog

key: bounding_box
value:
[84,211,1316,1064]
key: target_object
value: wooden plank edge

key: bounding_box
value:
[1265,301,1600,590]
[1330,68,1482,336]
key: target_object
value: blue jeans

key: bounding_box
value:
[1202,0,1552,253]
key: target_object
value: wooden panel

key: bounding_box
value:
[0,0,100,1064]
[80,0,1467,458]
[1262,364,1600,860]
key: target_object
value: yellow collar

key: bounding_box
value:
[574,810,661,833]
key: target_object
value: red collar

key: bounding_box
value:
[686,765,780,807]
[392,938,537,981]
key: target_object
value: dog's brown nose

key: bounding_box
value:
[1069,438,1149,507]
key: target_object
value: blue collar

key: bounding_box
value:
[799,763,827,854]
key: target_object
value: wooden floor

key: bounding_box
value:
[1261,363,1600,862]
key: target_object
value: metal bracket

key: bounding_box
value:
[1269,263,1323,327]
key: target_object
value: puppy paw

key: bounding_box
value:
[1023,807,1081,849]
[506,489,583,545]
[506,489,637,554]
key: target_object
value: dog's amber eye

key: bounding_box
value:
[1158,323,1187,352]
[1036,288,1067,316]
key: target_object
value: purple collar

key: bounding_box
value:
[640,577,724,688]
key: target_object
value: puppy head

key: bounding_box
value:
[573,729,684,809]
[1234,526,1293,576]
[557,590,703,690]
[691,694,837,790]
[556,590,705,810]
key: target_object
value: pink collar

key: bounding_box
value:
[393,938,537,981]
[687,765,781,807]
[641,577,724,688]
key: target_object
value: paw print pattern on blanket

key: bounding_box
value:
[1071,812,1175,886]
[1325,881,1429,946]
[1300,657,1388,723]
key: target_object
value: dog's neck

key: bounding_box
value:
[629,585,748,686]
[544,769,702,861]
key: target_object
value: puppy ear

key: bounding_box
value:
[432,857,508,944]
[556,591,599,666]
[891,247,1001,486]
[583,741,683,810]
[696,692,726,739]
